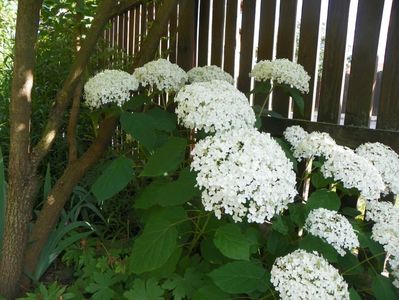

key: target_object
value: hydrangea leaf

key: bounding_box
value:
[213,224,251,261]
[85,271,120,300]
[349,288,361,300]
[299,234,339,263]
[200,238,226,265]
[135,169,199,209]
[146,107,177,132]
[192,282,230,300]
[120,112,158,150]
[91,156,134,203]
[372,275,399,300]
[272,216,289,235]
[266,230,292,256]
[288,202,306,227]
[140,137,187,177]
[129,207,187,274]
[306,189,341,214]
[311,171,332,189]
[123,278,164,300]
[122,94,151,110]
[208,261,266,294]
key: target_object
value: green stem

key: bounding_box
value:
[187,214,210,255]
[257,87,274,118]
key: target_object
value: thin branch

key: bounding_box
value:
[66,80,82,165]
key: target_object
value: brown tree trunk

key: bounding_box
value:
[0,1,43,299]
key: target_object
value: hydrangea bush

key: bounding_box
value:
[69,58,399,300]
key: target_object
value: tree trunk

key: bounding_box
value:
[0,1,43,299]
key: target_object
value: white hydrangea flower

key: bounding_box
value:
[283,126,308,149]
[388,256,399,288]
[271,249,350,300]
[356,142,399,195]
[304,208,359,256]
[191,128,297,223]
[133,58,187,92]
[84,69,138,109]
[321,146,385,200]
[371,221,399,258]
[174,80,256,133]
[187,65,234,84]
[250,58,310,93]
[365,200,399,225]
[294,131,337,161]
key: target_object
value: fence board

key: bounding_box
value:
[134,6,140,53]
[198,0,211,66]
[169,6,178,63]
[261,117,399,154]
[272,0,297,117]
[211,0,226,66]
[237,0,256,93]
[223,0,238,75]
[317,0,350,123]
[118,14,124,49]
[344,0,384,127]
[377,1,399,131]
[254,0,276,106]
[293,0,321,120]
[177,0,197,70]
[128,9,134,55]
[141,3,147,40]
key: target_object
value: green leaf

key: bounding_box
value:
[213,224,251,260]
[349,288,361,300]
[200,238,226,265]
[129,207,187,274]
[121,112,158,150]
[266,230,291,256]
[306,189,341,214]
[250,80,271,94]
[162,268,205,300]
[140,137,187,177]
[135,169,199,209]
[338,253,364,276]
[85,271,120,300]
[146,107,177,132]
[288,203,306,227]
[276,138,298,172]
[372,275,399,300]
[91,156,135,202]
[124,278,164,300]
[209,261,266,294]
[122,94,151,110]
[299,235,339,263]
[192,282,230,300]
[281,85,305,116]
[272,216,289,235]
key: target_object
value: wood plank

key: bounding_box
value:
[198,0,211,66]
[211,0,225,66]
[317,0,350,123]
[141,2,147,41]
[344,0,384,127]
[293,0,321,120]
[134,6,140,53]
[147,1,154,23]
[123,12,129,53]
[272,0,297,117]
[237,0,256,93]
[261,116,399,154]
[169,6,178,63]
[113,17,118,48]
[377,0,399,131]
[223,0,238,75]
[177,0,197,71]
[128,9,135,55]
[254,0,276,106]
[118,13,124,50]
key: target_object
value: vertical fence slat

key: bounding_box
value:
[177,0,197,70]
[113,17,118,48]
[128,9,134,55]
[211,0,226,66]
[317,0,350,123]
[169,6,178,63]
[272,0,297,117]
[134,6,140,53]
[254,0,276,106]
[141,3,147,41]
[223,0,238,75]
[118,14,124,50]
[123,12,129,53]
[293,0,321,120]
[344,0,384,127]
[377,0,399,130]
[237,0,256,93]
[198,0,211,66]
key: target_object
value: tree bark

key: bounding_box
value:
[0,1,43,299]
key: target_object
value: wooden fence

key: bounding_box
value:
[104,0,399,152]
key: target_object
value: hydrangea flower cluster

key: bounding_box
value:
[271,249,350,299]
[283,125,308,149]
[191,128,297,223]
[133,58,187,92]
[174,80,256,133]
[356,142,399,195]
[187,65,234,84]
[304,208,359,256]
[84,70,139,109]
[250,58,310,93]
[366,200,399,287]
[321,147,385,200]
